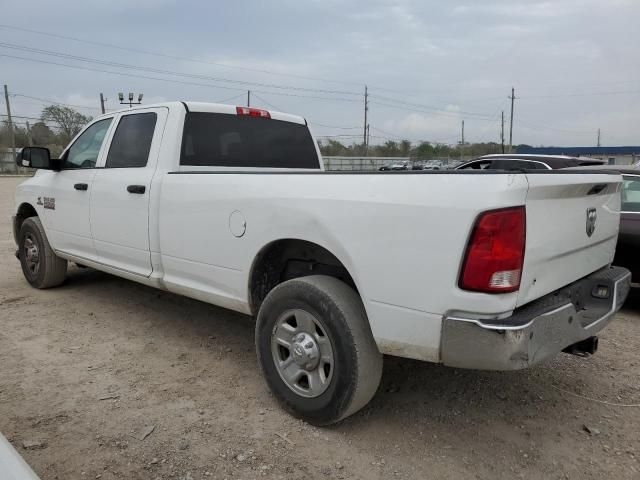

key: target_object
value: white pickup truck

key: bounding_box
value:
[13,102,631,425]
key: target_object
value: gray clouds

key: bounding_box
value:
[1,0,638,146]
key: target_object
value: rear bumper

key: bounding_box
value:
[441,266,631,370]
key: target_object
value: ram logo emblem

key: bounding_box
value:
[586,207,597,237]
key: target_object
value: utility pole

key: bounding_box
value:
[363,85,368,149]
[459,120,465,160]
[508,87,515,153]
[365,123,370,155]
[501,111,505,153]
[25,121,32,146]
[247,90,251,107]
[3,84,15,160]
[597,128,601,148]
[99,93,106,114]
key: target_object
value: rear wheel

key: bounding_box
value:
[255,275,382,425]
[18,217,67,289]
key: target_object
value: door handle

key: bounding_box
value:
[127,185,146,194]
[74,183,88,191]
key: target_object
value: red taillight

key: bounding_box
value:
[459,206,526,293]
[236,106,271,118]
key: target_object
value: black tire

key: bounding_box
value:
[18,216,67,289]
[256,275,382,425]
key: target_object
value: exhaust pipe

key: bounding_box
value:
[563,336,599,357]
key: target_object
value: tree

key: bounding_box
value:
[0,121,29,148]
[379,140,399,156]
[41,105,91,144]
[399,140,412,156]
[30,121,55,146]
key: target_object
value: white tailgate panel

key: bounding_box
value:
[518,173,621,307]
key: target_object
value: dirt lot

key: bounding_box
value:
[1,176,639,480]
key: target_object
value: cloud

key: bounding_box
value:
[1,0,639,146]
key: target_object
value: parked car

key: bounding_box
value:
[13,102,631,425]
[379,160,409,171]
[619,171,640,281]
[456,154,606,171]
[565,165,640,282]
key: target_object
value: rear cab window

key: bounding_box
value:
[180,112,320,169]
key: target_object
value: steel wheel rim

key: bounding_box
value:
[271,309,335,398]
[23,233,40,275]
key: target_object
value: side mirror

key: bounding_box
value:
[17,147,56,169]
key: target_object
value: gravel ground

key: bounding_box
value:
[1,176,639,480]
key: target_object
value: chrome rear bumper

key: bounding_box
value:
[441,266,631,370]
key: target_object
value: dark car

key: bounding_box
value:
[565,165,640,282]
[379,161,409,171]
[455,154,606,171]
[618,171,640,281]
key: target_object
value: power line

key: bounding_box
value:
[4,26,639,107]
[10,93,101,111]
[0,23,417,95]
[518,89,640,99]
[249,93,282,111]
[370,126,407,141]
[0,23,373,88]
[369,93,496,119]
[0,53,363,104]
[516,120,595,136]
[214,93,247,104]
[0,41,362,97]
[370,100,498,122]
[5,119,64,130]
[308,121,361,130]
[1,113,41,120]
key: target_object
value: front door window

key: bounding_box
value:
[62,118,112,169]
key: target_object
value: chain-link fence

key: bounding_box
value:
[323,156,409,171]
[0,148,32,175]
[322,156,467,171]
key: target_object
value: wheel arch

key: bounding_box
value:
[14,202,39,244]
[248,238,360,316]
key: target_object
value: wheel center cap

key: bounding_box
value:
[26,246,38,263]
[291,333,320,371]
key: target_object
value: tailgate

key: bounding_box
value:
[517,172,622,307]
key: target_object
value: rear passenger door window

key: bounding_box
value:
[106,113,157,168]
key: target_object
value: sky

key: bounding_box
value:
[1,0,639,147]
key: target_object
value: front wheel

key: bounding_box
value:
[18,217,67,289]
[255,275,382,425]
